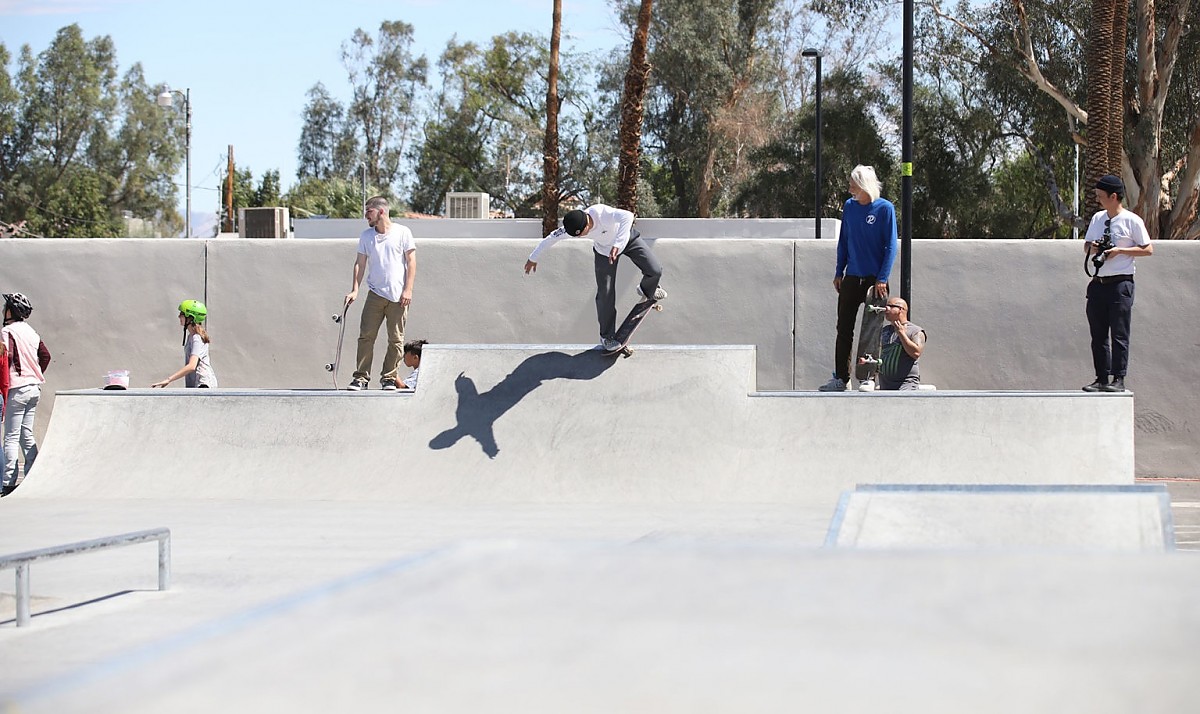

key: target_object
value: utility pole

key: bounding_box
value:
[224,146,235,234]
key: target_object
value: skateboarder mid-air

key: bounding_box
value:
[524,204,666,352]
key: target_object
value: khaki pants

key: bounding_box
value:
[354,289,408,383]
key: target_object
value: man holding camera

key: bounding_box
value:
[1082,174,1153,393]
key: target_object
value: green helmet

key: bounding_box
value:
[179,299,208,324]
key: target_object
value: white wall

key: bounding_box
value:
[293,217,839,240]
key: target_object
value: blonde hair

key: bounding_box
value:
[365,195,390,212]
[850,165,881,202]
[190,323,210,344]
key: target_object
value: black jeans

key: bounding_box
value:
[593,231,663,339]
[1086,276,1135,378]
[834,275,876,382]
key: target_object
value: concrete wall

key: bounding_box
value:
[1,236,1196,477]
[294,217,839,240]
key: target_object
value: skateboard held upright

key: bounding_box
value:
[603,299,663,358]
[324,302,350,388]
[854,285,887,383]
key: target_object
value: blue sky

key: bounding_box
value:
[1,0,627,223]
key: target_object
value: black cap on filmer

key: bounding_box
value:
[1095,174,1125,196]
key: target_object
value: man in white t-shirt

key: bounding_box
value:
[345,196,417,390]
[1082,174,1153,393]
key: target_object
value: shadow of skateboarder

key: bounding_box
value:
[429,349,618,458]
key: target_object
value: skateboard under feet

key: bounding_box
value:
[603,299,663,358]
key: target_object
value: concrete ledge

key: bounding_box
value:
[20,346,1134,504]
[825,484,1174,551]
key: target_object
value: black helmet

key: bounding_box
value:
[3,292,32,320]
[563,210,589,236]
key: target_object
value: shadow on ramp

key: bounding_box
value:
[430,349,617,458]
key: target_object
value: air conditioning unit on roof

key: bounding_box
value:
[239,207,290,238]
[445,192,490,219]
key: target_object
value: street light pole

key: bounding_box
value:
[802,49,822,241]
[158,87,192,239]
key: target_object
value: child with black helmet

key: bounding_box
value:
[151,299,218,388]
[2,292,51,496]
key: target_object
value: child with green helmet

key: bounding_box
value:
[151,299,218,388]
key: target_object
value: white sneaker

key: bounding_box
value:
[858,379,876,392]
[637,285,668,301]
[818,374,847,392]
[600,338,622,351]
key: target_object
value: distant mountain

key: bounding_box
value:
[191,212,218,238]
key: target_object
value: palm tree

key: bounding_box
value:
[542,0,563,235]
[616,0,655,212]
[1083,0,1126,216]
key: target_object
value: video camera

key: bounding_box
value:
[1087,221,1115,276]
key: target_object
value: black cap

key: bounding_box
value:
[1095,174,1125,196]
[563,210,588,236]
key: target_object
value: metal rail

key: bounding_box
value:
[1,528,170,627]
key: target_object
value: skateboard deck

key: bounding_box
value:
[854,284,888,382]
[324,303,350,388]
[603,299,663,358]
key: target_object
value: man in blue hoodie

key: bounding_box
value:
[819,165,898,392]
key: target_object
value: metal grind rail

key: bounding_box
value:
[1,528,170,627]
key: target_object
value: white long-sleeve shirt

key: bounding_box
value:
[528,204,635,262]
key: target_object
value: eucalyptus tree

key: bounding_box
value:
[341,21,429,191]
[923,0,1200,238]
[411,32,594,216]
[636,0,786,216]
[296,82,358,181]
[0,25,183,237]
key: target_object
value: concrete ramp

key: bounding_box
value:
[826,484,1175,551]
[6,542,1199,714]
[19,345,1134,504]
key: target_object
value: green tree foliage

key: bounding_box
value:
[296,82,357,181]
[410,32,594,216]
[733,67,894,218]
[342,21,429,191]
[254,169,281,207]
[635,0,785,217]
[285,177,382,219]
[0,25,183,237]
[217,166,287,232]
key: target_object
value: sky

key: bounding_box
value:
[0,0,628,227]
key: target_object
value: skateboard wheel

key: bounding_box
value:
[652,304,663,312]
[331,314,342,323]
[324,363,334,371]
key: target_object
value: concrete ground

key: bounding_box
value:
[1,346,1196,713]
[1151,478,1200,550]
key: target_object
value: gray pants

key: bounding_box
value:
[3,384,40,488]
[594,232,663,339]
